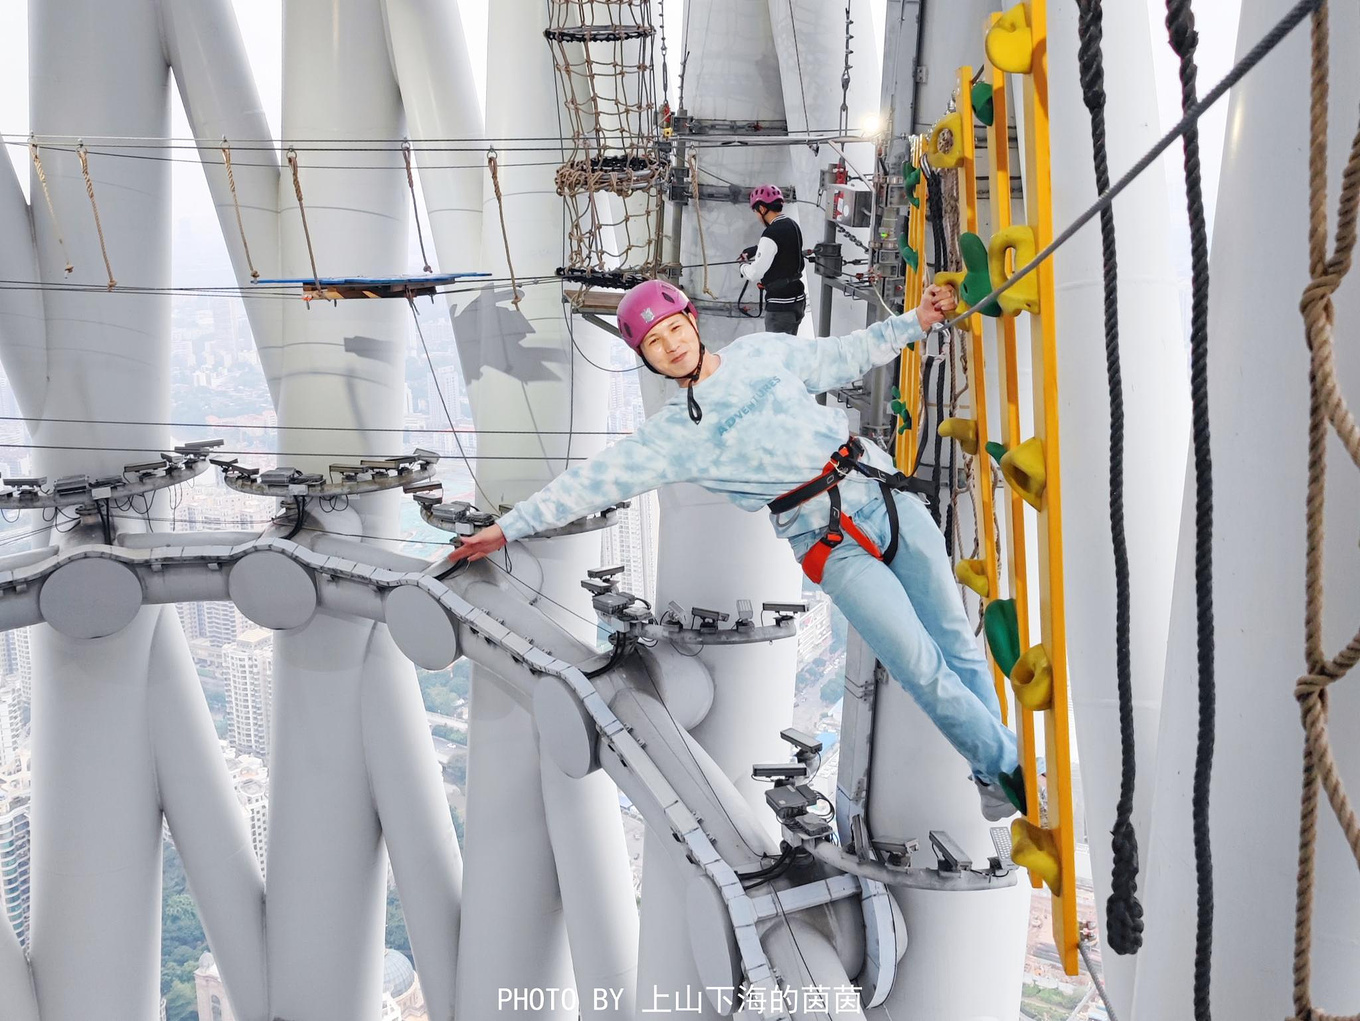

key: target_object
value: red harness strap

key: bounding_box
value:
[771,439,888,584]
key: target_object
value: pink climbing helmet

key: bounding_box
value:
[616,279,697,351]
[749,184,784,209]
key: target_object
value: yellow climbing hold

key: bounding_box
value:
[1001,436,1046,509]
[986,3,1033,74]
[927,112,965,170]
[955,559,991,599]
[939,417,979,455]
[988,225,1041,315]
[933,270,971,323]
[1011,818,1062,894]
[1010,643,1054,710]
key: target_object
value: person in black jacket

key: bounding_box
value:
[739,184,806,335]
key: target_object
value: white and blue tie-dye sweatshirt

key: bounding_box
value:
[495,311,927,546]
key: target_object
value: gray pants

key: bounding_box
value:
[764,296,806,335]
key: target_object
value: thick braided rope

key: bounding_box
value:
[29,141,72,274]
[75,143,115,290]
[402,142,433,275]
[1290,6,1360,1020]
[1076,0,1144,955]
[486,149,522,308]
[686,151,717,298]
[1163,0,1217,1014]
[285,148,322,295]
[221,140,260,281]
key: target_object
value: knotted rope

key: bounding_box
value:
[1288,5,1360,1019]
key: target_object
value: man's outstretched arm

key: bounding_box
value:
[780,283,955,393]
[448,419,691,563]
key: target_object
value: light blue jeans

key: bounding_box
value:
[790,489,1019,785]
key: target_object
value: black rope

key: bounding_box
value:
[925,353,944,529]
[1163,0,1215,1015]
[1076,0,1143,957]
[283,495,306,540]
[927,166,947,274]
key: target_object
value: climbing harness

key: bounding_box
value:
[1288,5,1360,1020]
[767,437,930,584]
[1074,0,1144,956]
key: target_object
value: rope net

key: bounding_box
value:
[547,0,667,297]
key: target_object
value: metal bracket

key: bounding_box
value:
[668,178,799,206]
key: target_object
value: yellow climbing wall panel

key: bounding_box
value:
[955,65,1008,723]
[992,0,1079,975]
[896,151,928,473]
[985,20,1041,895]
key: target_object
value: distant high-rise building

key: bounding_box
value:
[0,685,23,774]
[0,628,31,707]
[195,952,237,1021]
[223,629,272,762]
[204,601,250,648]
[177,602,207,642]
[599,355,657,604]
[796,594,834,666]
[218,743,269,877]
[600,493,658,607]
[0,771,31,949]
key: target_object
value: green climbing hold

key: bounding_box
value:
[972,82,995,127]
[959,232,1003,318]
[890,386,913,433]
[898,232,920,271]
[985,441,1007,466]
[984,598,1021,677]
[901,160,922,207]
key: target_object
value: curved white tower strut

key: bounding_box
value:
[1135,1,1360,1017]
[1045,0,1190,1011]
[422,2,639,1017]
[16,3,270,1019]
[635,0,807,1011]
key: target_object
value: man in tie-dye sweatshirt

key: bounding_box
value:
[446,280,1027,818]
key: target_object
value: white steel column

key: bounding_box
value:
[266,4,430,1018]
[22,2,268,1018]
[1045,0,1190,1012]
[767,0,880,338]
[1134,2,1360,1018]
[437,2,637,1017]
[636,0,807,1008]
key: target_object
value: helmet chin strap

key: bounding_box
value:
[641,342,707,424]
[682,342,706,424]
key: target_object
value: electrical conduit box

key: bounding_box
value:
[824,183,873,228]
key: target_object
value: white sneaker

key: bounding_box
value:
[973,777,1019,821]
